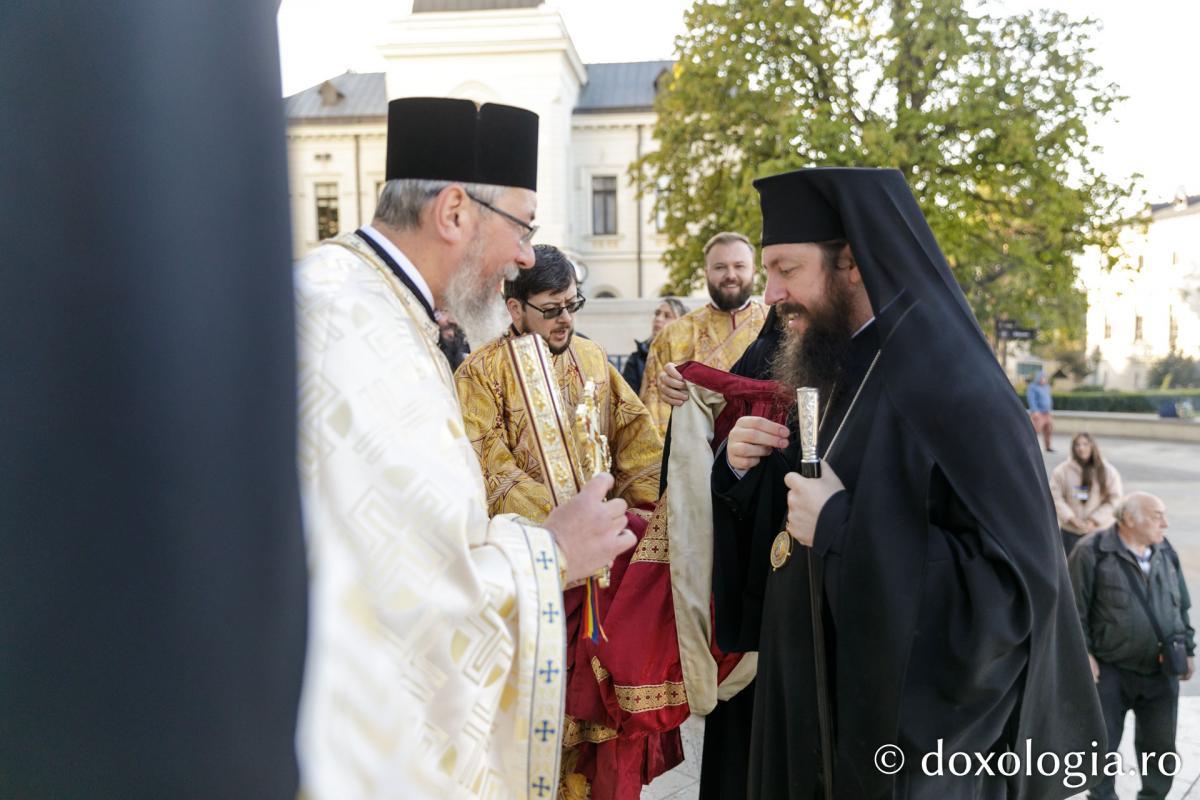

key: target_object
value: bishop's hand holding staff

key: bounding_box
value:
[725,410,850,550]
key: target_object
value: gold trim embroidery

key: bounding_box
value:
[627,507,652,522]
[590,656,610,683]
[562,714,618,747]
[613,680,688,714]
[631,502,670,564]
[697,301,768,364]
[506,335,581,508]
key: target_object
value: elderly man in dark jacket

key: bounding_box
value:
[1068,491,1194,800]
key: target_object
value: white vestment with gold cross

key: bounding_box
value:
[294,233,566,800]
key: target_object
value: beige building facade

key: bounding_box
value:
[1081,191,1200,390]
[284,0,674,299]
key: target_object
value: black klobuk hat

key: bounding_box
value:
[753,168,846,246]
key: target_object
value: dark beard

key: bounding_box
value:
[769,274,856,410]
[707,279,751,311]
[548,329,574,355]
[516,318,574,355]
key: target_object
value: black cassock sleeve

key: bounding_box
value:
[711,444,793,653]
[816,464,1030,754]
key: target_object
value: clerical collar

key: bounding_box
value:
[852,316,876,339]
[358,225,436,314]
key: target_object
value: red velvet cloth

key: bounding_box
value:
[674,361,788,446]
[560,364,786,798]
[562,508,685,799]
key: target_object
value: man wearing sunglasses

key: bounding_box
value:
[505,255,586,356]
[457,245,686,799]
[456,244,662,521]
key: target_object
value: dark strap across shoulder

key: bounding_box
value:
[354,229,436,323]
[1095,534,1170,646]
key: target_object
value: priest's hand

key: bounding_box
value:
[783,464,844,547]
[545,473,636,583]
[727,416,790,472]
[656,362,688,407]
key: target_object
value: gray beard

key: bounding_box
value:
[443,237,515,349]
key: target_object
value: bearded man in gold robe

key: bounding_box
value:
[456,246,688,799]
[640,231,768,436]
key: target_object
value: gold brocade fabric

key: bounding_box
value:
[639,301,768,436]
[455,331,663,521]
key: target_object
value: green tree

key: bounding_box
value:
[634,0,1137,344]
[1147,352,1200,389]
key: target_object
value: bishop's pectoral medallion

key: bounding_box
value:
[770,529,793,570]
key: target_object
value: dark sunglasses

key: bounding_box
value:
[523,296,586,319]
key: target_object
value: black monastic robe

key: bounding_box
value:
[710,321,1080,800]
[714,323,901,798]
[710,305,1096,799]
[704,168,1103,800]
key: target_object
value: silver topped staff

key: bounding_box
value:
[796,386,822,479]
[797,384,835,800]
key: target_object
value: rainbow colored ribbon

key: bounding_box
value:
[582,576,608,643]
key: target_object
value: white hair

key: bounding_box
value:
[374,178,501,232]
[1114,493,1153,527]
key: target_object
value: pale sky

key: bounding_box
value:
[277,0,1200,202]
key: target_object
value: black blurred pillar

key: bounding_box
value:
[0,3,307,797]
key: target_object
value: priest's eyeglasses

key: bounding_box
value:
[523,296,586,319]
[466,191,538,245]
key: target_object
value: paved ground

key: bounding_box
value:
[643,431,1200,799]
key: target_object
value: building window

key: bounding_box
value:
[592,175,617,235]
[1133,314,1143,343]
[315,182,339,241]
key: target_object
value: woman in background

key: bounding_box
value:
[623,297,686,393]
[1049,432,1123,555]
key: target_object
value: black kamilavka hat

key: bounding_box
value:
[385,97,539,191]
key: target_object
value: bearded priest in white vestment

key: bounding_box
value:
[294,97,635,800]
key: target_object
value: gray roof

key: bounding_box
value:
[284,60,675,122]
[576,61,673,114]
[284,72,387,121]
[413,0,541,11]
[1151,193,1200,220]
